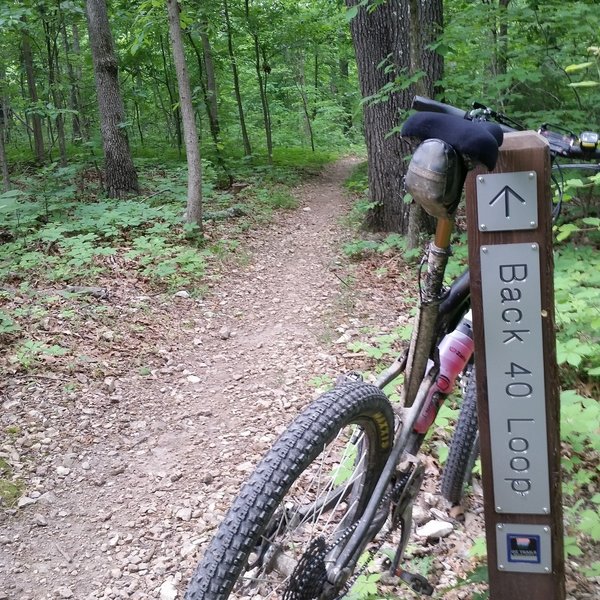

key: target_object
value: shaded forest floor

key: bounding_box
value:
[0,159,596,599]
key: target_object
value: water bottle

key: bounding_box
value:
[413,310,475,434]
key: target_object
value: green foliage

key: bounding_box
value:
[0,456,24,508]
[554,245,600,382]
[342,233,415,260]
[10,339,69,370]
[255,187,298,210]
[554,387,599,562]
[0,150,330,291]
[0,310,20,335]
[347,326,411,362]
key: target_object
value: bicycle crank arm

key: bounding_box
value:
[391,460,425,570]
[396,568,434,596]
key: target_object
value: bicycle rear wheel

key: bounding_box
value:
[185,381,395,600]
[441,368,480,504]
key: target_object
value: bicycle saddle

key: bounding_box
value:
[401,112,504,170]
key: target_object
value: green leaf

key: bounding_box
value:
[582,217,600,227]
[568,81,600,88]
[565,61,594,73]
[345,5,358,21]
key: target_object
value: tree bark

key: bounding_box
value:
[199,17,220,140]
[406,0,443,248]
[0,64,10,191]
[346,0,412,233]
[43,17,67,166]
[224,0,252,156]
[166,0,203,228]
[159,33,183,154]
[186,33,220,148]
[338,40,353,134]
[496,0,510,77]
[22,31,45,164]
[0,118,9,192]
[246,0,273,163]
[70,23,89,140]
[85,0,139,197]
[60,21,82,143]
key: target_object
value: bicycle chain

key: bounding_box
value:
[334,470,411,599]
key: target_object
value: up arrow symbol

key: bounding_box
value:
[489,186,527,218]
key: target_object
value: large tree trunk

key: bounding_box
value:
[224,0,252,157]
[22,31,45,164]
[85,0,138,198]
[406,0,443,248]
[346,0,412,233]
[166,0,203,228]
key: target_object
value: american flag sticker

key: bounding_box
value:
[507,533,541,563]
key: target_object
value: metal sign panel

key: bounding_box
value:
[496,523,552,573]
[480,243,550,514]
[477,171,538,231]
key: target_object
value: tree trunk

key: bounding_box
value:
[199,17,220,139]
[60,21,82,143]
[160,33,182,155]
[186,33,220,148]
[246,0,273,163]
[166,0,203,228]
[406,0,443,248]
[338,42,353,134]
[85,0,139,198]
[70,23,89,140]
[224,0,252,156]
[496,0,510,77]
[346,0,412,233]
[43,18,67,166]
[0,115,9,192]
[22,31,45,164]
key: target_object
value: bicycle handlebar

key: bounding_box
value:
[411,96,468,119]
[411,95,600,161]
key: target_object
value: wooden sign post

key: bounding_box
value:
[465,132,565,599]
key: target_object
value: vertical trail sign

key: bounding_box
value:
[465,132,565,598]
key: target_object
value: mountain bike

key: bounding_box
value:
[418,98,600,505]
[185,97,600,600]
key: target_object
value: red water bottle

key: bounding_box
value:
[413,311,474,434]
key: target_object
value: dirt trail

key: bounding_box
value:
[1,158,394,600]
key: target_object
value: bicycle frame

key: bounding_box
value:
[329,216,466,585]
[328,158,600,588]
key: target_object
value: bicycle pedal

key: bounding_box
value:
[395,568,434,596]
[335,371,364,386]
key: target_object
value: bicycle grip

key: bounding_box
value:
[411,96,468,118]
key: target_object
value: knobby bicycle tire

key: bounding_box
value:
[441,368,480,505]
[185,381,395,600]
